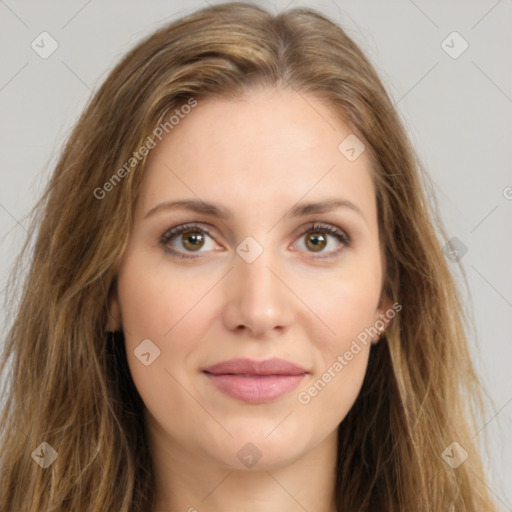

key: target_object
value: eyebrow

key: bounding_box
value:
[144,198,367,224]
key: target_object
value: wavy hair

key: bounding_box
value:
[0,2,496,510]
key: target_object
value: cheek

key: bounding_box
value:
[115,249,231,384]
[115,267,213,451]
[324,280,380,352]
[296,343,370,436]
[294,254,383,357]
[291,255,381,414]
[294,280,376,425]
[117,250,211,342]
[115,254,205,393]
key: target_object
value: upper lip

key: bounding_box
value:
[202,358,309,376]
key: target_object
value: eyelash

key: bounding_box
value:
[160,222,351,260]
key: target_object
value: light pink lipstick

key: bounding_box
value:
[202,358,309,404]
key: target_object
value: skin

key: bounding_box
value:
[108,87,392,512]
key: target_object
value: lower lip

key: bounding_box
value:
[204,373,306,403]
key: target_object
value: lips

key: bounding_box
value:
[202,358,309,404]
[203,357,308,376]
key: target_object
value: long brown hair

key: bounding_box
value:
[0,2,496,510]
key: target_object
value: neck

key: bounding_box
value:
[147,415,338,512]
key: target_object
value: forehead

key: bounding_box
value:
[138,88,377,225]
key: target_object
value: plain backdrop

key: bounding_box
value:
[1,0,511,509]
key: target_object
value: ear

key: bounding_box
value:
[371,293,394,345]
[106,284,122,332]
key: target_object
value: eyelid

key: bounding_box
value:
[161,222,215,242]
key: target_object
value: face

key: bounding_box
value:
[109,87,392,471]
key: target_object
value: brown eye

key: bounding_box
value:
[305,232,327,252]
[293,223,350,258]
[161,224,218,257]
[181,231,205,251]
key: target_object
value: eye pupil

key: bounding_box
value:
[182,232,205,251]
[305,232,327,251]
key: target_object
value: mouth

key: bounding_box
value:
[202,358,309,404]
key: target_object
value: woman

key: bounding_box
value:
[0,2,497,511]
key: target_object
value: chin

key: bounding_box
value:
[201,423,315,471]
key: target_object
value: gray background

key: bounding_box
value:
[1,0,510,508]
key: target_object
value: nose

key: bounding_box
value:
[221,248,294,338]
